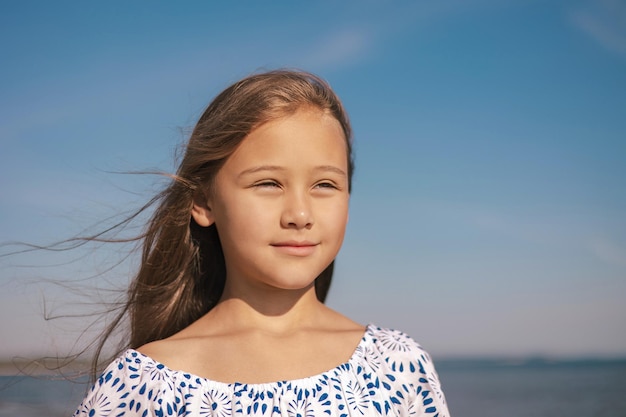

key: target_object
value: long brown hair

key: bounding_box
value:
[89,70,354,379]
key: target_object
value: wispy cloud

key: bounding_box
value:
[570,0,626,58]
[473,210,626,270]
[419,199,626,271]
[297,28,373,73]
[589,237,626,268]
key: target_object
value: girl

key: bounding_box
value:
[73,70,449,416]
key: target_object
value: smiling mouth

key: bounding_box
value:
[270,241,319,256]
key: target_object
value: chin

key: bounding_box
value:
[265,276,317,293]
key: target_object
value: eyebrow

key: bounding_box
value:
[238,165,347,178]
[314,165,347,177]
[238,165,285,178]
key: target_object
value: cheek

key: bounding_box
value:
[326,200,350,232]
[218,199,273,241]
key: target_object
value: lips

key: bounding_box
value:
[270,241,319,256]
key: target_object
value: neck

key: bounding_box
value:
[210,282,324,334]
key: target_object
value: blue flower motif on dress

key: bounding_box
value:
[377,328,414,353]
[75,391,113,417]
[287,397,315,417]
[360,343,383,373]
[199,389,233,417]
[378,328,422,377]
[144,361,175,392]
[345,378,369,415]
[388,381,420,417]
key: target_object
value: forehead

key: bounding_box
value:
[223,109,348,171]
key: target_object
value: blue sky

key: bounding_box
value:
[1,0,625,359]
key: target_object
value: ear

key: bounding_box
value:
[191,195,215,227]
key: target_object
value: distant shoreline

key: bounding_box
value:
[433,356,626,371]
[2,356,625,376]
[0,359,90,377]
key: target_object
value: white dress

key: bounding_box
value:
[74,324,449,416]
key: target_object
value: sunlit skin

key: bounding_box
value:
[139,108,365,384]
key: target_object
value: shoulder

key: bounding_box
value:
[92,349,172,390]
[135,327,214,373]
[366,325,440,376]
[362,325,450,415]
[73,350,179,416]
[367,325,429,359]
[136,337,183,366]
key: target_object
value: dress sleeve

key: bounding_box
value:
[73,354,157,417]
[372,327,450,416]
[414,349,450,417]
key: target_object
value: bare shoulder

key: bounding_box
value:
[136,336,191,368]
[136,338,174,359]
[312,306,367,345]
[135,320,218,370]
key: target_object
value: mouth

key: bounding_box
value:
[270,241,319,256]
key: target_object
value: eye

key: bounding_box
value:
[314,181,338,190]
[254,180,281,188]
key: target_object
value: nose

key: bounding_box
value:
[281,191,314,229]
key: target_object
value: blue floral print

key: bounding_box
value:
[74,325,449,416]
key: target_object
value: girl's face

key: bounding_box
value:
[192,108,350,295]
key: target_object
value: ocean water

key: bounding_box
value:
[439,359,626,417]
[0,374,87,417]
[1,359,625,417]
